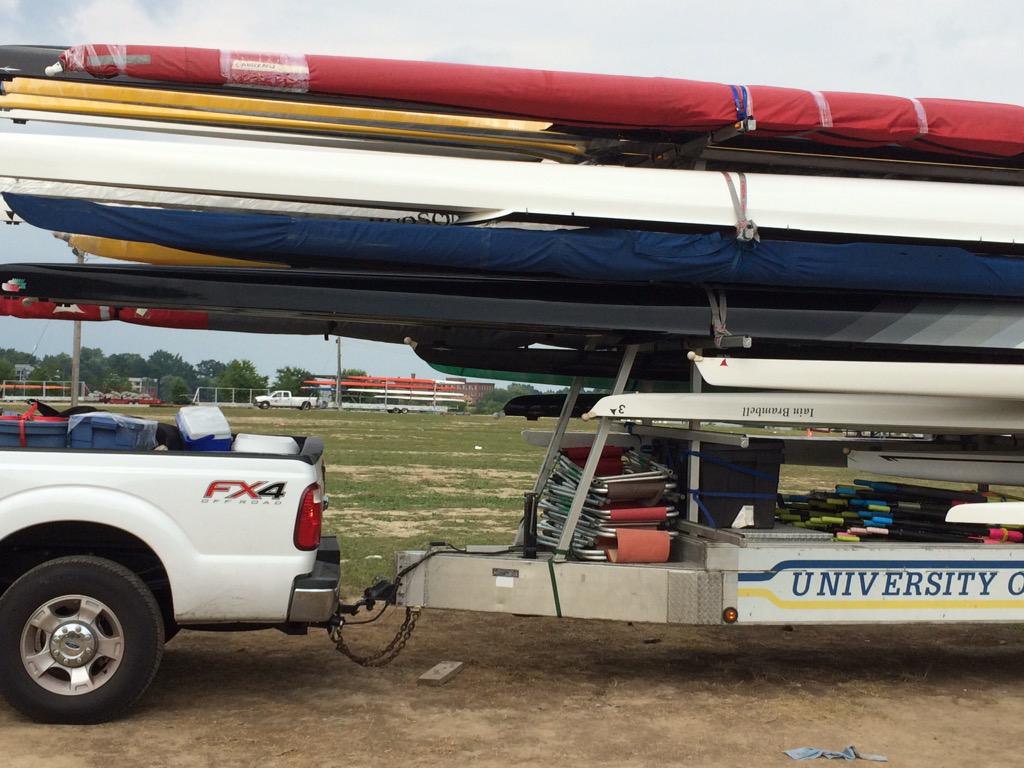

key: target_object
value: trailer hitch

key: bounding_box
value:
[327,544,479,666]
[327,578,420,667]
[333,577,399,617]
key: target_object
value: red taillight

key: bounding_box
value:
[294,483,323,551]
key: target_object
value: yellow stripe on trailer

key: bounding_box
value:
[67,234,283,269]
[738,587,1024,611]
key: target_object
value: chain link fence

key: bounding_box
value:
[1,380,88,402]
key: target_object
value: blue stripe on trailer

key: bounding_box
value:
[739,559,1024,583]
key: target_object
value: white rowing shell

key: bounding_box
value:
[0,176,494,224]
[1,133,1021,244]
[694,357,1024,400]
[586,392,1024,434]
[848,450,1024,486]
[947,502,1024,525]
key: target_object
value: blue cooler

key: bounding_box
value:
[69,412,159,451]
[176,406,233,451]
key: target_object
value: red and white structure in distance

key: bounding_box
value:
[305,375,494,406]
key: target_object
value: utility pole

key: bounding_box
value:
[335,336,343,410]
[69,249,84,406]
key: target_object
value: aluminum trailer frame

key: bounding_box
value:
[397,532,1024,625]
[398,348,1024,626]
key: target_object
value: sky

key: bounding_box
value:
[0,0,1021,379]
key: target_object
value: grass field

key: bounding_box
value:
[220,408,548,590]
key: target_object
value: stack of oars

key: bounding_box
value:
[777,479,1024,544]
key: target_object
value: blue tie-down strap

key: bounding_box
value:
[688,489,778,529]
[729,84,751,122]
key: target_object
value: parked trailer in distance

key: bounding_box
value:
[340,402,447,414]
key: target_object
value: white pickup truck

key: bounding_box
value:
[254,391,318,410]
[0,434,340,724]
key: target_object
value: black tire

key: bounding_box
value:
[299,401,312,411]
[0,556,164,724]
[257,401,270,409]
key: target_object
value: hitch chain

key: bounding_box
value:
[330,606,421,667]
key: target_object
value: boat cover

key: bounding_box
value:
[7,192,1023,299]
[51,44,1024,158]
[0,296,118,322]
[0,294,331,334]
[0,295,206,326]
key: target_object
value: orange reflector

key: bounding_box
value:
[722,607,739,624]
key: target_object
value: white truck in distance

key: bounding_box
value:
[254,390,318,410]
[0,435,339,724]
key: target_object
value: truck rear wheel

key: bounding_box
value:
[300,401,312,410]
[0,556,164,724]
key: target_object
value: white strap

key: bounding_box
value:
[704,287,730,346]
[810,90,834,128]
[721,172,759,242]
[908,98,929,137]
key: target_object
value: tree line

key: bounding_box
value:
[0,347,367,404]
[0,346,542,411]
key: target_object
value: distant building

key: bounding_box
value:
[443,377,495,405]
[128,377,158,398]
[13,364,32,382]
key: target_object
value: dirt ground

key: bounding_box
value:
[3,611,1024,767]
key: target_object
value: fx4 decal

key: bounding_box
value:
[203,481,287,504]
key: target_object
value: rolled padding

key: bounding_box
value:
[604,480,667,503]
[605,529,670,564]
[563,446,626,462]
[607,506,669,523]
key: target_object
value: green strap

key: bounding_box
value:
[547,559,563,618]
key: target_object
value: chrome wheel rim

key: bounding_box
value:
[20,594,125,696]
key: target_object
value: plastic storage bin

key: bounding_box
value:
[176,406,233,451]
[231,433,300,455]
[69,412,159,451]
[695,439,783,529]
[0,405,68,448]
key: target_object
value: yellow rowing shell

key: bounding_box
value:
[2,78,584,160]
[64,234,283,269]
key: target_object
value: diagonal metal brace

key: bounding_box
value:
[553,344,638,561]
